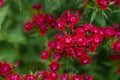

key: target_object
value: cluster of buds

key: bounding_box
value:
[24,3,56,35]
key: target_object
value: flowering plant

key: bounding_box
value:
[0,0,120,80]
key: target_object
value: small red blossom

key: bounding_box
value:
[75,27,86,36]
[112,40,120,51]
[90,34,103,47]
[48,72,58,80]
[61,35,74,47]
[104,27,115,38]
[60,73,69,80]
[6,73,22,80]
[67,14,80,25]
[71,75,82,80]
[80,55,92,65]
[74,48,87,58]
[75,35,87,46]
[32,3,42,10]
[96,0,110,10]
[33,14,44,26]
[49,61,60,72]
[24,20,33,32]
[24,74,37,80]
[48,41,56,50]
[56,18,66,31]
[84,23,94,31]
[41,50,50,60]
[0,62,12,76]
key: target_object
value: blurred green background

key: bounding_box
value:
[0,0,120,80]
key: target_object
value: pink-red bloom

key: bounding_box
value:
[49,61,60,72]
[0,62,12,76]
[6,73,22,80]
[41,50,50,60]
[80,55,92,65]
[112,40,120,51]
[24,74,37,80]
[96,0,110,10]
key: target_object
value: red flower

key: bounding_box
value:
[84,23,94,31]
[48,72,58,80]
[39,24,48,35]
[24,20,33,32]
[75,27,86,36]
[75,35,87,46]
[96,0,110,10]
[104,27,115,38]
[6,73,22,80]
[32,3,42,10]
[54,53,62,61]
[24,74,37,80]
[74,48,87,58]
[33,14,44,26]
[49,61,60,72]
[44,14,54,22]
[90,34,103,47]
[56,18,66,31]
[66,47,76,58]
[61,35,74,47]
[71,75,82,80]
[67,14,80,25]
[60,73,69,80]
[88,46,96,53]
[48,41,56,50]
[56,41,64,53]
[80,55,92,65]
[41,50,50,60]
[86,75,94,80]
[112,40,120,51]
[0,0,4,7]
[0,62,12,76]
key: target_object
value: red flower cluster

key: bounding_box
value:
[24,3,56,35]
[96,0,110,10]
[6,73,37,80]
[56,10,81,31]
[42,22,112,65]
[0,61,12,77]
[0,61,94,80]
[35,71,94,80]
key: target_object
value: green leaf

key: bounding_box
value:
[0,31,7,41]
[90,11,97,23]
[101,11,108,19]
[95,14,106,26]
[0,5,9,29]
[7,27,26,44]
